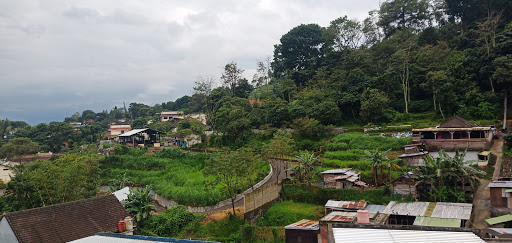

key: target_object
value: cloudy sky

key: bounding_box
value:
[0,0,381,124]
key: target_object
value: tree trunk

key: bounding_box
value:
[439,103,445,120]
[490,77,495,93]
[504,90,508,131]
[231,198,236,215]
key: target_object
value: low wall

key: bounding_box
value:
[424,140,490,151]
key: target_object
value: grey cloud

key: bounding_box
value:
[0,0,381,124]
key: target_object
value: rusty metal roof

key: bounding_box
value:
[284,219,319,230]
[321,211,357,223]
[325,200,367,211]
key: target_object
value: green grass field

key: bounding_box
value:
[257,201,324,226]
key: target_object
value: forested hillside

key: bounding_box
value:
[2,0,511,151]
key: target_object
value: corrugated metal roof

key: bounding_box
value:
[430,202,472,220]
[413,216,461,227]
[284,219,319,230]
[399,152,428,158]
[332,228,485,243]
[118,129,149,137]
[382,201,429,216]
[322,168,360,175]
[486,214,512,225]
[321,211,357,223]
[366,205,387,215]
[325,200,367,211]
[382,201,472,220]
[488,181,512,188]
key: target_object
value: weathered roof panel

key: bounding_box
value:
[413,216,461,227]
[325,200,367,211]
[321,211,357,223]
[486,214,512,225]
[430,202,473,220]
[284,219,319,230]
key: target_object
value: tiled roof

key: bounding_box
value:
[438,116,478,128]
[3,194,128,243]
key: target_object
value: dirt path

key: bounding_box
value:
[471,135,503,229]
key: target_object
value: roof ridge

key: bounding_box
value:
[3,194,115,217]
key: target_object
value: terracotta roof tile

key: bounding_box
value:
[3,194,128,243]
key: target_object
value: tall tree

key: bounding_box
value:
[378,0,432,37]
[193,76,217,129]
[221,62,244,97]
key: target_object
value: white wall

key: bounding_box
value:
[0,217,19,243]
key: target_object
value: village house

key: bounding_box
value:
[391,172,418,198]
[107,124,132,140]
[0,194,128,243]
[399,144,428,167]
[117,128,165,147]
[321,168,368,189]
[324,200,367,215]
[488,181,512,209]
[159,111,184,122]
[412,116,495,151]
[0,161,16,183]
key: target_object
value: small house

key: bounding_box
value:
[0,195,128,243]
[160,111,184,122]
[108,124,132,138]
[321,168,367,189]
[399,144,428,167]
[477,151,491,169]
[488,181,512,209]
[391,172,418,198]
[285,219,319,243]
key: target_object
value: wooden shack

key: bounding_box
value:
[321,168,367,189]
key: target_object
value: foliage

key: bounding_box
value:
[413,150,485,202]
[289,151,319,184]
[280,183,406,205]
[257,201,324,226]
[123,185,156,228]
[0,154,100,213]
[144,205,198,237]
[205,148,268,214]
[0,137,39,160]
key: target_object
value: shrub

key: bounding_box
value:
[144,205,198,237]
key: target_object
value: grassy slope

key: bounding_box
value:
[100,148,269,207]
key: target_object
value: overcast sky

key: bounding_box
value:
[0,0,381,125]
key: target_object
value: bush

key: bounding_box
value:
[257,201,324,226]
[144,205,198,237]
